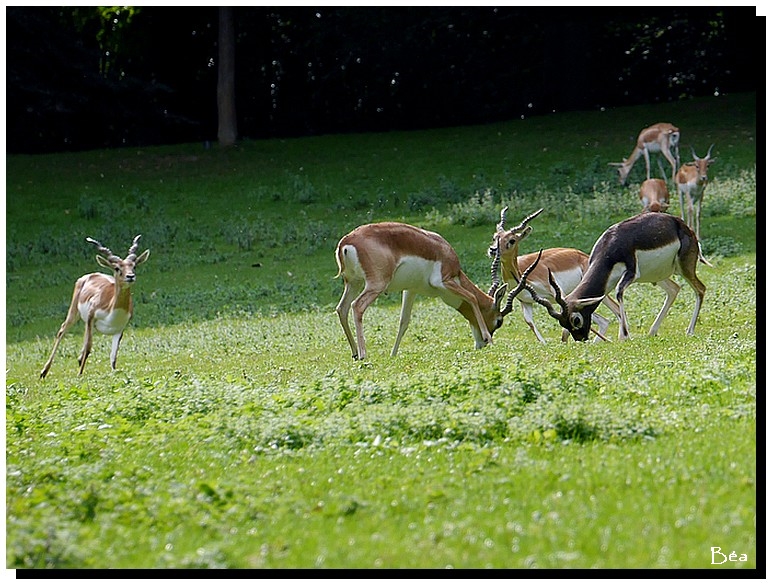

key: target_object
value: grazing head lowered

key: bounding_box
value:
[609,122,680,185]
[639,178,670,213]
[334,221,541,360]
[522,213,709,341]
[488,206,621,342]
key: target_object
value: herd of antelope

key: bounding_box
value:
[40,122,715,376]
[333,121,714,359]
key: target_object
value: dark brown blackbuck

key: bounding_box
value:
[40,235,150,379]
[488,207,620,342]
[334,222,541,360]
[521,213,710,341]
[676,145,716,241]
[610,122,681,185]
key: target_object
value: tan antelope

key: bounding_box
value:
[639,178,670,213]
[334,222,541,360]
[676,145,716,240]
[40,235,150,379]
[521,213,710,341]
[489,207,621,342]
[610,122,680,185]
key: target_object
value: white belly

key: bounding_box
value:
[602,244,679,293]
[634,243,679,283]
[646,142,665,153]
[386,256,444,296]
[80,303,131,335]
[387,257,466,308]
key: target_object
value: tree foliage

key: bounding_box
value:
[6,7,756,154]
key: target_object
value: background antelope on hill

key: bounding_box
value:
[522,213,710,342]
[676,145,716,240]
[610,122,680,185]
[489,207,620,342]
[334,221,540,360]
[639,178,670,213]
[40,235,150,379]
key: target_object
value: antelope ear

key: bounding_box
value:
[135,249,150,265]
[574,295,606,310]
[96,255,112,268]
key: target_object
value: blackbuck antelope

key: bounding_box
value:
[40,235,150,379]
[522,213,710,341]
[489,207,621,342]
[639,178,670,213]
[676,145,716,241]
[610,122,680,185]
[334,222,541,360]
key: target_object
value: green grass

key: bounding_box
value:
[5,93,757,570]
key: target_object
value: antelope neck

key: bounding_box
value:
[112,281,134,312]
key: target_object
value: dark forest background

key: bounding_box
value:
[6,6,758,154]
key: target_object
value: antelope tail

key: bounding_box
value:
[697,241,713,268]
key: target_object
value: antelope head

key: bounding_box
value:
[499,248,544,318]
[88,235,150,286]
[522,270,606,342]
[688,144,716,183]
[488,207,545,261]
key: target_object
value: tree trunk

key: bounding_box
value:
[217,7,237,147]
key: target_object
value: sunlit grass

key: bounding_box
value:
[6,251,756,568]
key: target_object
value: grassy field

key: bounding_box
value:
[5,93,757,570]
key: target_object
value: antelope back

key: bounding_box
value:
[639,178,670,213]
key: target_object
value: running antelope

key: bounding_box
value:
[676,145,716,241]
[489,207,621,342]
[639,178,670,213]
[522,213,710,341]
[40,235,150,379]
[334,222,541,360]
[610,122,681,185]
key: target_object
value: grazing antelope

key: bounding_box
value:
[610,122,680,185]
[489,207,621,342]
[334,222,541,360]
[639,178,670,213]
[676,145,716,241]
[522,213,710,341]
[40,236,150,379]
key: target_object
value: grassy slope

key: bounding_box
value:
[5,93,757,569]
[6,93,757,337]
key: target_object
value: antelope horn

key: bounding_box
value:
[512,208,544,233]
[706,143,715,160]
[86,237,121,263]
[489,206,509,258]
[501,249,542,316]
[523,281,563,320]
[690,145,699,162]
[496,206,509,233]
[488,241,502,297]
[547,269,569,313]
[519,268,565,320]
[127,234,142,261]
[590,326,610,342]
